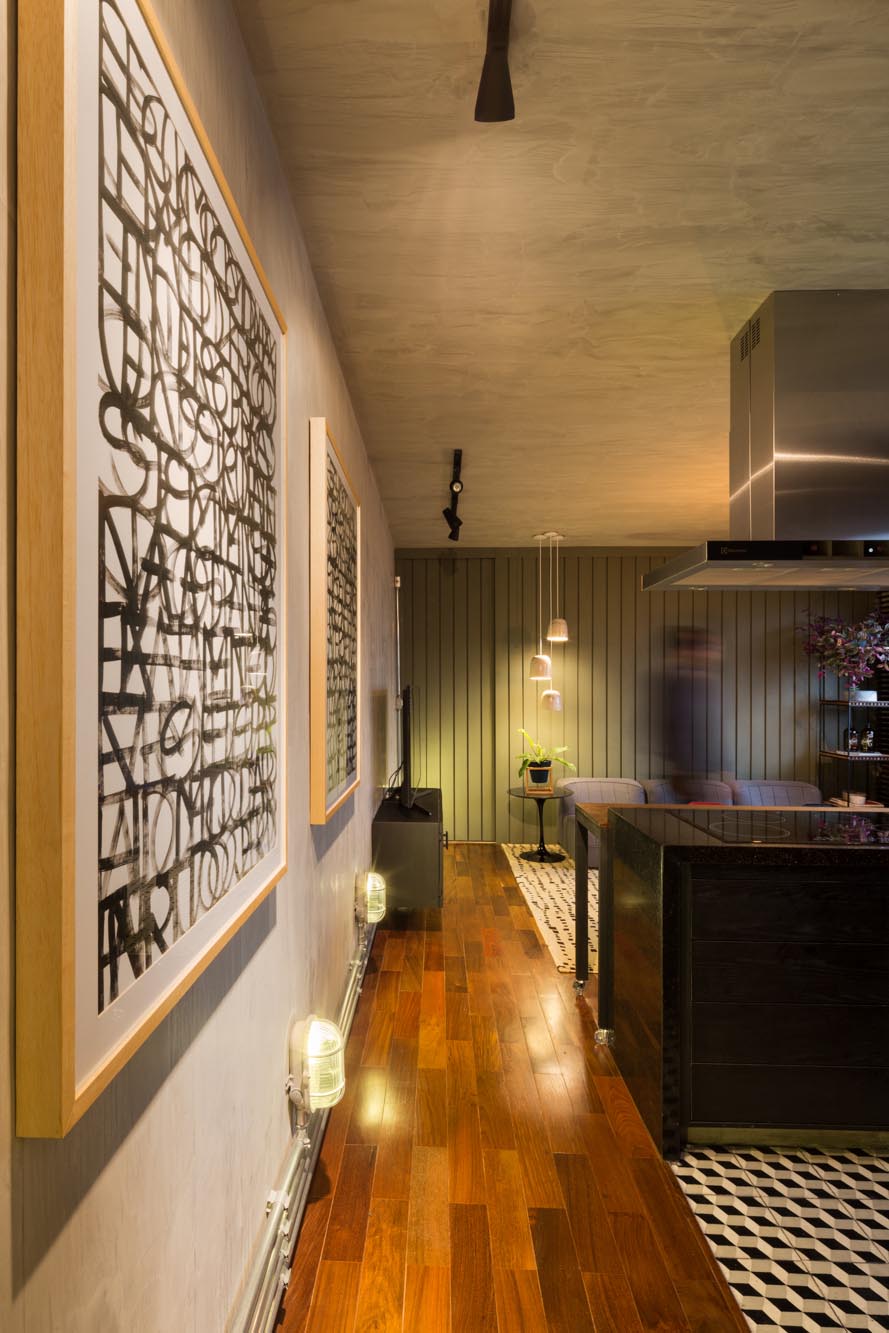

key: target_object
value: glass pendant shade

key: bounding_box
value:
[304,1017,346,1110]
[546,617,569,643]
[529,653,551,681]
[364,872,387,924]
[541,688,562,712]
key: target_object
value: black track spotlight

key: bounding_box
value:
[442,449,464,541]
[442,507,463,541]
[474,0,515,123]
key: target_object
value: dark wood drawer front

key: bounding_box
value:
[693,941,889,1006]
[692,870,889,943]
[692,1002,889,1068]
[692,1064,889,1128]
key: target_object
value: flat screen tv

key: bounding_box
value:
[390,685,431,815]
[399,684,415,808]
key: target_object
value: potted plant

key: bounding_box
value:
[799,609,889,695]
[516,729,577,792]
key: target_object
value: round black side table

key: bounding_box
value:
[507,785,566,863]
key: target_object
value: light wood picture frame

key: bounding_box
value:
[17,0,288,1136]
[309,418,361,824]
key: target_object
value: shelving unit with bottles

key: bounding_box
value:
[819,689,889,807]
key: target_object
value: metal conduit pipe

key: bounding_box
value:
[228,927,375,1333]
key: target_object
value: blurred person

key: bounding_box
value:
[663,625,723,801]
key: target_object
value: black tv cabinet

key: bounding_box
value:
[371,789,444,911]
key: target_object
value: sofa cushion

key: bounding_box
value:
[642,778,734,805]
[641,778,680,803]
[681,778,735,805]
[728,779,822,806]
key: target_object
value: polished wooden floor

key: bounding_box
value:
[279,844,747,1332]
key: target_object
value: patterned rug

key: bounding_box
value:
[673,1146,889,1331]
[501,844,598,974]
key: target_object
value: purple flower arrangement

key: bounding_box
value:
[798,609,889,689]
[813,814,889,845]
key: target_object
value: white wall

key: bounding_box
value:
[0,0,395,1327]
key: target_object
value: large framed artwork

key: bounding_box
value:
[17,0,287,1136]
[309,419,360,824]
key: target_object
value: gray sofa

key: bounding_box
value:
[556,775,822,862]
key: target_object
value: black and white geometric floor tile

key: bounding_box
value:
[500,844,597,974]
[672,1146,889,1332]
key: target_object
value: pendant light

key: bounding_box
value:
[541,688,562,712]
[546,532,569,643]
[529,534,551,680]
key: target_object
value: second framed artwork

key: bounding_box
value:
[309,419,361,824]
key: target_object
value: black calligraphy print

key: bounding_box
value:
[325,453,357,798]
[96,0,279,1012]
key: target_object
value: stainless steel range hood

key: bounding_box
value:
[643,290,889,592]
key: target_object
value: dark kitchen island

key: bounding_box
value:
[581,805,889,1157]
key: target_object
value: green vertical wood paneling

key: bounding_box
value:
[705,590,722,780]
[507,558,526,841]
[576,557,594,782]
[493,556,511,841]
[735,591,752,779]
[465,560,481,840]
[424,560,441,792]
[563,555,580,779]
[648,568,666,779]
[410,559,426,787]
[592,560,608,778]
[620,559,637,777]
[634,557,651,779]
[793,591,811,778]
[439,561,455,838]
[764,595,781,776]
[720,592,736,780]
[535,552,563,843]
[605,559,622,775]
[480,559,495,839]
[395,550,867,842]
[694,591,707,775]
[399,561,414,785]
[777,594,795,776]
[453,559,469,839]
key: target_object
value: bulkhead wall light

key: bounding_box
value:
[362,871,387,924]
[286,1016,346,1117]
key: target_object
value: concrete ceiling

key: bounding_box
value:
[233,0,889,548]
